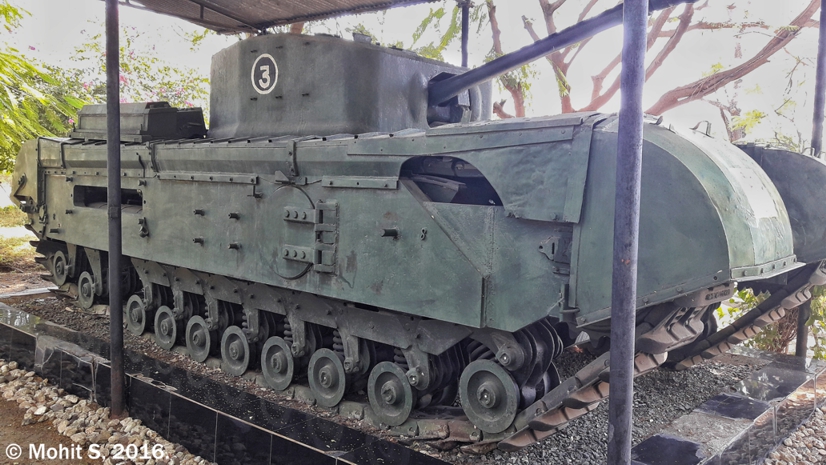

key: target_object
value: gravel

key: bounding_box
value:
[0,358,216,465]
[762,406,826,465]
[436,352,766,465]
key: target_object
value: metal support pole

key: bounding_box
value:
[812,3,826,157]
[460,1,469,68]
[106,0,125,419]
[607,0,648,463]
[796,301,811,357]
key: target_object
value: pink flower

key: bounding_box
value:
[67,118,74,124]
[28,45,36,51]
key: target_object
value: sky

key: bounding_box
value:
[4,0,823,145]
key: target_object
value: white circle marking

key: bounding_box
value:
[251,53,278,95]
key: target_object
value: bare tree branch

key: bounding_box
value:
[656,21,779,38]
[488,0,526,117]
[704,97,742,141]
[524,15,572,112]
[558,0,600,61]
[493,100,515,119]
[647,0,820,115]
[645,4,694,81]
[586,6,675,105]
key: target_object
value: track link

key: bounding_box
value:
[670,261,826,371]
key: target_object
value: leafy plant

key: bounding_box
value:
[807,286,826,359]
[70,25,210,110]
[717,286,826,360]
[0,205,27,227]
[0,1,83,172]
[0,235,35,272]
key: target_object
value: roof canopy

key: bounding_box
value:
[122,0,439,34]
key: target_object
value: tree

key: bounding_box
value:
[0,9,213,172]
[70,25,210,111]
[414,0,821,135]
[407,1,536,118]
[0,1,82,171]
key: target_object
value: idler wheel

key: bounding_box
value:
[221,326,252,376]
[186,315,216,363]
[261,336,294,391]
[125,295,151,336]
[154,306,178,350]
[459,359,519,434]
[77,271,96,309]
[368,361,416,426]
[52,251,69,286]
[308,348,347,408]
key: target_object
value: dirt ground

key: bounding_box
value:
[0,226,43,296]
[0,395,102,465]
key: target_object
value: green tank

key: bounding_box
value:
[9,32,825,451]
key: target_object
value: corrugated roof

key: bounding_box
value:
[123,0,439,34]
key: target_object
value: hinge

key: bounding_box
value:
[313,200,338,273]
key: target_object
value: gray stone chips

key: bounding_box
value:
[0,359,216,465]
[762,406,826,465]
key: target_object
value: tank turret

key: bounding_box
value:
[209,33,492,139]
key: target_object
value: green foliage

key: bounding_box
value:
[0,1,82,172]
[756,131,807,153]
[745,84,763,95]
[0,205,26,227]
[180,28,214,52]
[344,23,407,48]
[409,3,487,62]
[807,287,826,359]
[731,110,766,135]
[484,49,536,104]
[0,235,35,272]
[0,0,23,31]
[72,25,210,110]
[348,24,378,43]
[702,62,725,77]
[410,6,461,61]
[718,287,826,360]
[1,8,211,172]
[553,66,571,98]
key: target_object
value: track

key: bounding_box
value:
[668,261,826,371]
[33,240,826,454]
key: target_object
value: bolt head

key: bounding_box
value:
[380,382,398,404]
[229,341,243,360]
[476,382,498,409]
[319,366,336,388]
[271,352,287,372]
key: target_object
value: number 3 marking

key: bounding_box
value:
[251,53,278,94]
[258,65,270,89]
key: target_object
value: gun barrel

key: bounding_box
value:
[428,0,696,108]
